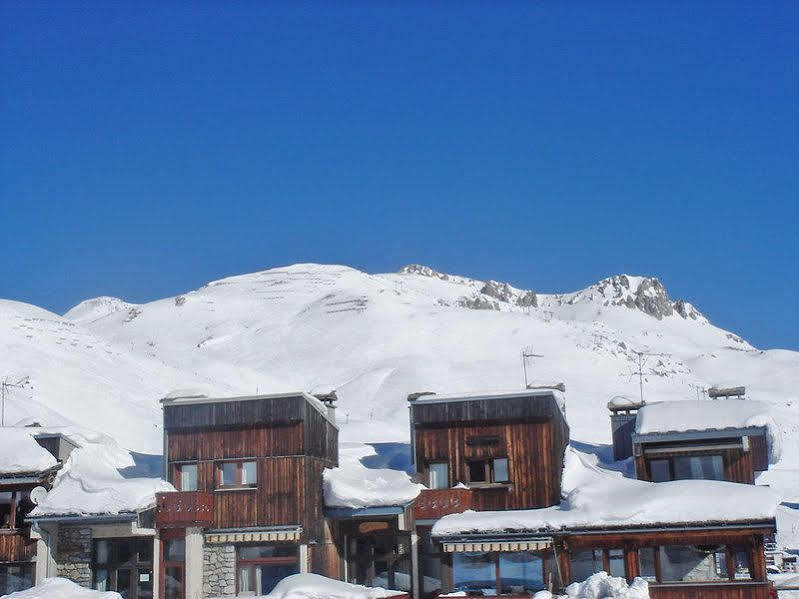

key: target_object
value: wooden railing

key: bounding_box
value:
[0,529,36,562]
[414,488,472,520]
[154,491,213,529]
[649,581,772,599]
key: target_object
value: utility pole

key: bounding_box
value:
[1,377,25,427]
[521,346,544,388]
[628,351,669,404]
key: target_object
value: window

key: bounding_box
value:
[673,456,724,481]
[163,537,185,599]
[467,458,511,485]
[493,458,509,483]
[570,549,605,582]
[177,464,198,492]
[93,538,153,599]
[236,545,298,595]
[659,545,729,582]
[217,461,257,489]
[428,462,449,489]
[453,551,546,593]
[420,531,442,594]
[637,547,657,581]
[0,564,34,595]
[649,460,671,482]
[646,455,725,482]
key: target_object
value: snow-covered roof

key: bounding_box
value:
[324,443,424,510]
[0,428,58,475]
[30,440,173,518]
[635,399,782,463]
[432,448,780,537]
[607,395,644,411]
[411,388,566,413]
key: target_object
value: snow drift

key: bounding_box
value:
[1,577,122,599]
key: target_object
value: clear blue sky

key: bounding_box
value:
[1,2,797,350]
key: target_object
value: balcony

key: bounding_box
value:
[0,529,36,562]
[155,491,213,529]
[414,488,473,521]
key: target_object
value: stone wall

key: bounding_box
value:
[56,526,92,587]
[203,543,235,597]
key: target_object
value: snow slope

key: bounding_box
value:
[2,263,798,495]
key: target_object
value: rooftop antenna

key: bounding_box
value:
[1,377,26,427]
[627,350,669,404]
[689,383,708,401]
[521,346,544,388]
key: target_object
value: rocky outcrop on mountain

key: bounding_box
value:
[633,278,673,320]
[399,264,450,280]
[458,295,500,310]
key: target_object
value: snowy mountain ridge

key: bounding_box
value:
[1,263,796,501]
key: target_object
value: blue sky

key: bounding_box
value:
[1,2,797,349]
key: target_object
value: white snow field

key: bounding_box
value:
[1,263,798,538]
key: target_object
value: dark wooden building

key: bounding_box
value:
[157,392,339,599]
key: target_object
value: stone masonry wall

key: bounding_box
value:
[203,543,235,597]
[56,526,92,587]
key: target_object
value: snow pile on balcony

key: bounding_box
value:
[324,443,424,509]
[30,442,174,517]
[0,428,58,474]
[528,572,649,599]
[210,573,404,599]
[1,577,122,598]
[635,399,782,463]
[433,448,780,536]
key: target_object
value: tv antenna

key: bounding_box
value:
[1,377,26,427]
[689,383,708,401]
[521,346,544,388]
[627,350,669,404]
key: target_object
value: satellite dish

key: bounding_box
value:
[29,486,48,505]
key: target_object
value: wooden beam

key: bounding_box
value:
[9,491,17,529]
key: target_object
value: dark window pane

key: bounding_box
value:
[137,568,153,599]
[221,462,238,486]
[453,552,495,592]
[422,554,442,594]
[116,569,131,598]
[732,546,752,580]
[469,461,487,483]
[165,539,185,561]
[257,564,299,594]
[571,549,604,582]
[608,549,625,578]
[637,548,657,581]
[237,544,297,560]
[500,551,544,592]
[649,459,671,482]
[659,545,727,582]
[673,456,724,481]
[164,566,183,599]
[136,538,153,563]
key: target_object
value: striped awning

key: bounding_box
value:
[443,540,552,552]
[205,529,301,544]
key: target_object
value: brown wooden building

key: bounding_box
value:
[157,391,340,599]
[0,430,71,595]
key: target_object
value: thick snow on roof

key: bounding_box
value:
[635,399,782,463]
[433,448,780,537]
[211,573,403,599]
[31,442,173,518]
[0,428,58,475]
[411,388,566,413]
[324,443,424,509]
[2,577,122,599]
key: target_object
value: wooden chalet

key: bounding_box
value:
[0,430,73,595]
[157,392,341,599]
[407,389,569,597]
[627,400,772,485]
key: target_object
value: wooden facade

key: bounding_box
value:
[162,393,338,542]
[410,391,569,511]
[0,530,36,562]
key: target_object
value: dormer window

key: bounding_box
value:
[467,458,510,485]
[216,461,257,489]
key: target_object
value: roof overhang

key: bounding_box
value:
[26,512,138,525]
[325,505,407,518]
[633,426,765,445]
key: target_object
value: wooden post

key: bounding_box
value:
[9,490,17,529]
[441,552,454,592]
[750,535,766,581]
[556,540,571,586]
[624,545,639,582]
[602,549,611,575]
[653,546,663,583]
[725,545,736,580]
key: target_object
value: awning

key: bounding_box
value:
[443,540,552,552]
[205,529,301,544]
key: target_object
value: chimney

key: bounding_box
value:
[313,391,338,423]
[607,396,645,461]
[407,391,436,403]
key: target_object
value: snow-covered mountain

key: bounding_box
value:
[2,263,798,494]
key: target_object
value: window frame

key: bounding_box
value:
[235,544,299,596]
[452,550,548,594]
[634,544,755,584]
[175,463,199,492]
[92,537,153,599]
[427,461,449,490]
[215,460,258,490]
[466,457,511,486]
[646,453,726,482]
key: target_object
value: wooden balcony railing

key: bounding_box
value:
[414,488,473,520]
[155,491,213,529]
[0,529,36,562]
